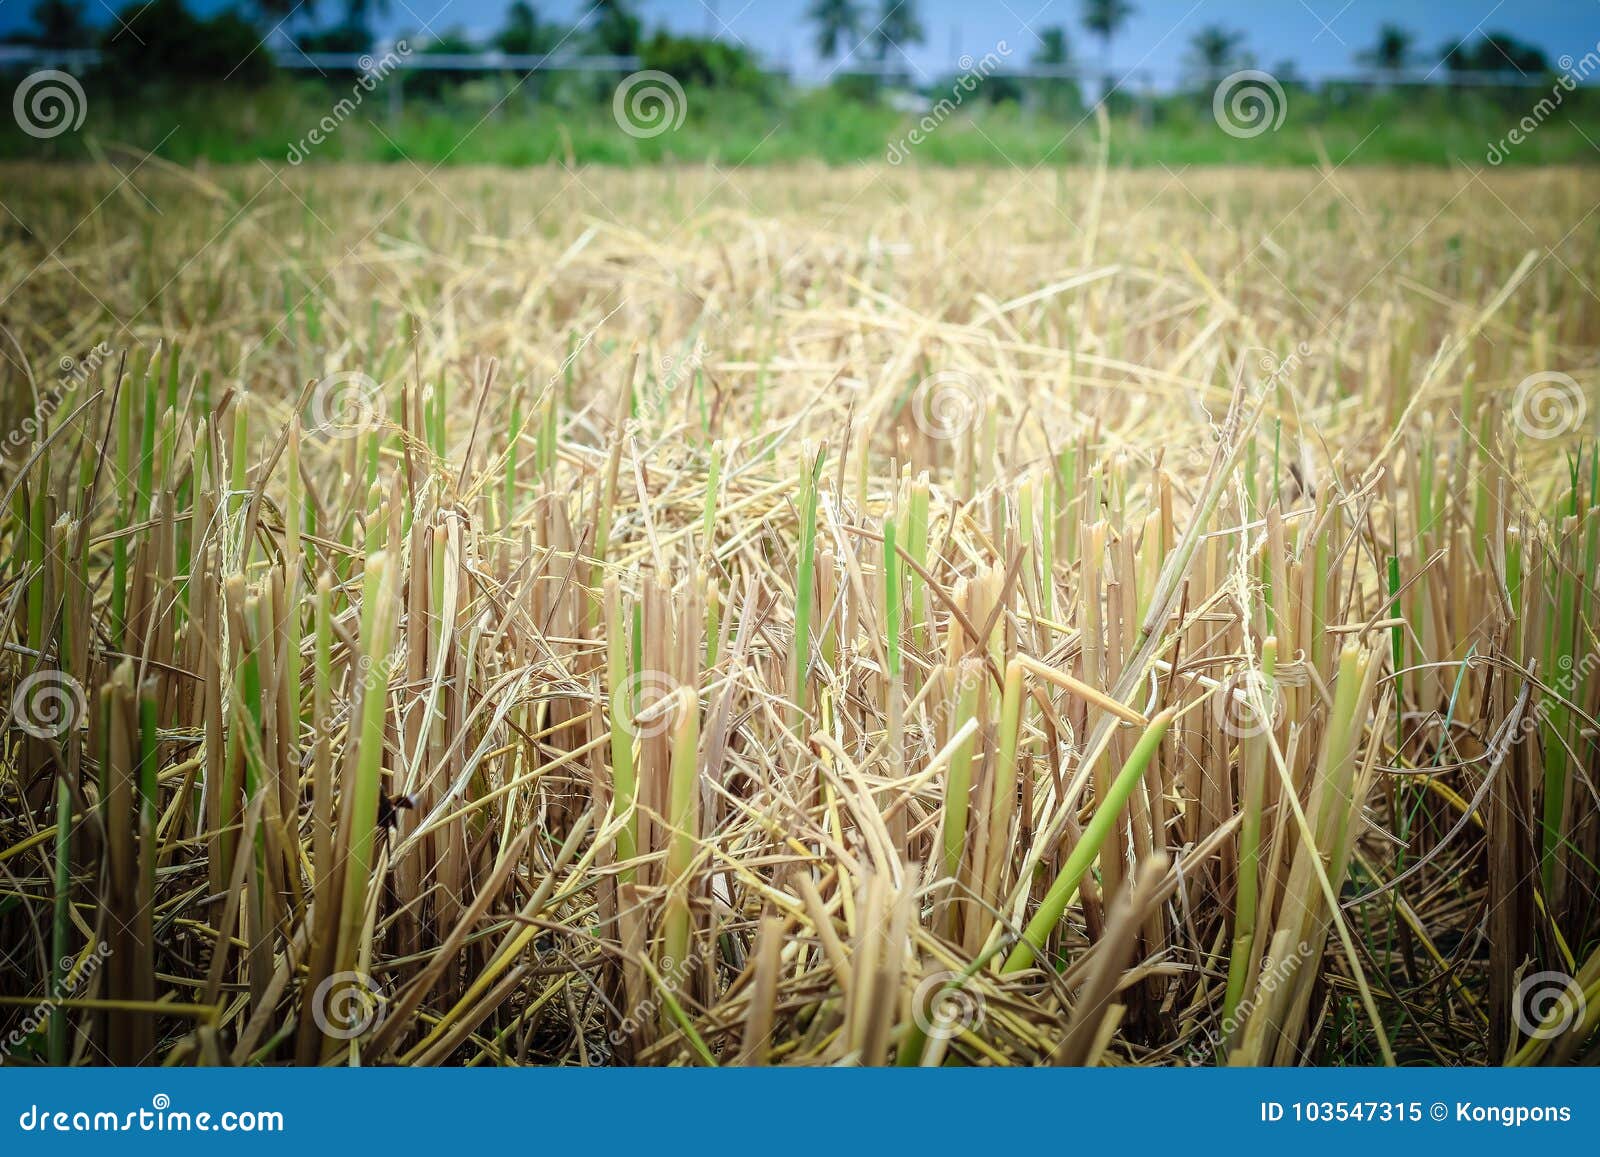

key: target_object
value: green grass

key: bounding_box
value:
[3,79,1599,167]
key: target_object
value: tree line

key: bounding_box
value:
[0,0,1567,96]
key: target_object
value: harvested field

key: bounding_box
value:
[1,162,1597,1065]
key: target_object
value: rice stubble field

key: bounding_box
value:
[1,162,1597,1066]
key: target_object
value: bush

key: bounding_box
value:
[830,73,882,104]
[639,32,768,95]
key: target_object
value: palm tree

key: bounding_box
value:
[870,0,924,77]
[253,0,316,26]
[1184,24,1249,90]
[590,0,641,57]
[808,0,862,63]
[876,0,928,57]
[25,0,89,47]
[495,1,552,55]
[1034,26,1070,67]
[1079,0,1134,98]
[1358,23,1413,77]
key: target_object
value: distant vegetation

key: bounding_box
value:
[1,0,1596,165]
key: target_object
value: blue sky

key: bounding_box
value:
[3,0,1596,84]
